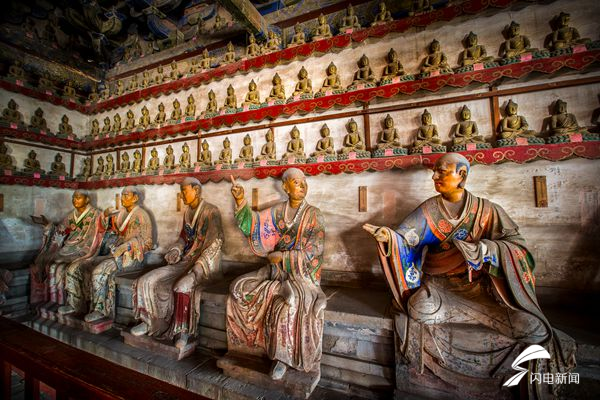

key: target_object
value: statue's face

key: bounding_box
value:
[467,35,477,46]
[283,176,307,202]
[379,3,385,12]
[295,25,301,33]
[72,193,89,209]
[151,150,158,157]
[167,147,173,154]
[29,152,36,159]
[321,127,329,137]
[274,76,281,84]
[250,82,256,90]
[228,87,233,95]
[319,15,325,24]
[159,104,164,110]
[121,191,138,208]
[559,14,569,27]
[183,146,189,153]
[56,154,62,161]
[299,69,306,78]
[557,102,566,114]
[328,65,336,74]
[244,136,251,145]
[105,117,110,124]
[115,114,120,121]
[180,184,200,205]
[202,142,208,150]
[389,51,396,61]
[461,109,471,120]
[423,113,431,124]
[349,121,357,132]
[291,128,299,138]
[431,41,440,52]
[507,103,517,115]
[209,92,215,99]
[385,117,393,128]
[349,7,354,16]
[267,132,273,141]
[224,140,230,148]
[432,161,466,194]
[249,35,255,43]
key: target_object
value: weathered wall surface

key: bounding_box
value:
[2,157,599,290]
[1,0,599,290]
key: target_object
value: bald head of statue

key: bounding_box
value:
[432,153,471,196]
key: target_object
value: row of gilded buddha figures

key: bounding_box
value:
[28,154,577,393]
[4,10,592,103]
[1,98,595,178]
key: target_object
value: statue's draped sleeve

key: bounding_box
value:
[107,207,153,269]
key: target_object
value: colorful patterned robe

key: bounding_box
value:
[375,190,575,392]
[227,200,326,373]
[30,206,104,304]
[133,200,223,338]
[89,206,153,318]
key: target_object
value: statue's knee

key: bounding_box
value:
[407,285,443,323]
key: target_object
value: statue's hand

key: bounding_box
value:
[362,223,390,243]
[164,248,181,265]
[267,251,283,264]
[230,175,245,204]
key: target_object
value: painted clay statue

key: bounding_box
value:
[381,48,405,80]
[179,143,192,169]
[499,100,536,139]
[413,109,442,148]
[501,21,538,59]
[147,148,160,171]
[376,114,402,149]
[420,40,451,74]
[256,129,277,161]
[312,14,332,41]
[50,153,67,175]
[459,32,494,67]
[198,140,212,166]
[371,2,393,26]
[549,99,588,136]
[266,73,286,102]
[318,62,344,94]
[218,137,232,164]
[58,115,73,136]
[310,124,335,156]
[546,12,590,52]
[340,118,366,154]
[339,4,361,31]
[288,23,306,47]
[242,80,261,107]
[453,105,485,145]
[282,126,306,159]
[292,67,313,97]
[235,135,254,163]
[164,145,175,169]
[30,108,48,131]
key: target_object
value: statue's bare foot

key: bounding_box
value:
[84,310,104,323]
[57,305,75,315]
[130,322,148,336]
[270,360,287,380]
[175,333,189,349]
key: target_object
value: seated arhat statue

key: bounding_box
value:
[499,100,537,139]
[222,168,325,387]
[30,108,48,131]
[130,177,223,349]
[234,134,254,163]
[256,128,277,161]
[310,124,335,157]
[459,31,494,67]
[371,2,393,26]
[74,187,153,324]
[500,21,538,59]
[363,153,576,399]
[549,99,588,136]
[420,39,452,75]
[288,23,306,47]
[546,12,590,52]
[58,115,73,136]
[218,137,233,164]
[312,14,332,41]
[198,140,212,166]
[339,4,361,31]
[376,114,402,150]
[0,142,15,170]
[2,99,24,125]
[30,190,104,305]
[282,126,306,159]
[245,33,261,58]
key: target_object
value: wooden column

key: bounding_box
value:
[363,103,371,150]
[197,135,202,162]
[116,149,121,171]
[69,151,75,178]
[489,86,500,141]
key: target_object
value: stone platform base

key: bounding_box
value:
[122,330,198,361]
[218,352,320,399]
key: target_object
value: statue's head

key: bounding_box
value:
[273,73,281,84]
[114,113,121,121]
[55,153,62,162]
[97,156,104,164]
[127,110,133,117]
[321,123,330,137]
[143,70,149,77]
[35,108,44,117]
[282,167,307,202]
[227,41,234,51]
[142,106,148,114]
[171,60,177,68]
[224,137,231,148]
[327,62,337,74]
[202,139,209,149]
[173,99,180,107]
[347,118,358,132]
[159,103,165,110]
[460,105,471,121]
[8,99,17,110]
[298,66,308,78]
[432,153,470,194]
[249,80,257,90]
[104,116,110,123]
[348,4,355,15]
[183,143,190,152]
[158,65,164,72]
[291,126,300,138]
[72,190,90,209]
[93,119,99,127]
[558,12,570,27]
[430,39,440,52]
[117,80,123,87]
[122,152,129,160]
[180,177,202,205]
[188,95,194,104]
[294,23,302,33]
[0,142,7,154]
[203,48,209,57]
[384,114,394,128]
[166,145,173,154]
[121,186,141,208]
[358,54,369,67]
[28,150,36,159]
[134,150,141,159]
[466,32,478,47]
[388,48,398,62]
[208,90,216,99]
[243,134,251,145]
[227,85,234,95]
[379,2,387,12]
[151,148,158,156]
[505,100,518,115]
[422,109,432,124]
[555,99,567,114]
[318,13,326,24]
[107,154,113,162]
[249,33,255,43]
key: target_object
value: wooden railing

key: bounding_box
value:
[0,316,206,399]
